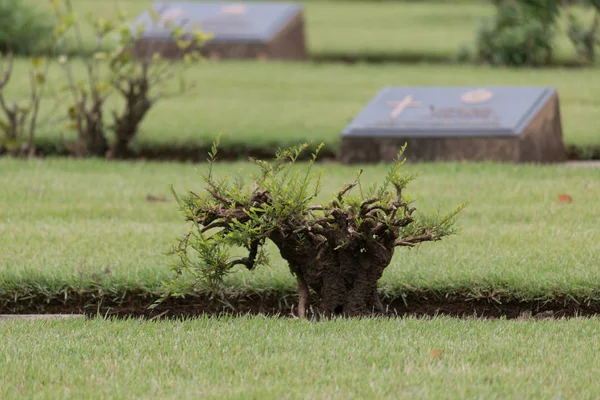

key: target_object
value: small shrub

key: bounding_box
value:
[567,1,600,65]
[164,137,466,318]
[0,0,54,56]
[50,0,209,158]
[0,54,49,156]
[567,13,599,64]
[476,0,560,66]
[454,43,473,64]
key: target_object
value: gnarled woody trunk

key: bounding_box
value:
[268,207,398,318]
[271,231,395,318]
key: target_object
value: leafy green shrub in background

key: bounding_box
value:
[476,0,600,67]
[567,1,600,64]
[0,54,50,157]
[0,0,54,56]
[51,0,210,158]
[567,12,599,64]
[476,0,560,66]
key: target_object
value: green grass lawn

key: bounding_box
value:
[2,316,600,398]
[4,61,600,156]
[33,0,493,59]
[33,0,589,64]
[1,158,599,305]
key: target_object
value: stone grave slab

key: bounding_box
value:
[340,86,566,163]
[132,1,307,60]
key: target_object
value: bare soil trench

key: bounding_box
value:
[2,292,600,320]
[4,142,599,163]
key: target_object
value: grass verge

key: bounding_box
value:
[1,158,599,316]
[33,0,594,66]
[3,61,600,160]
[2,316,600,398]
[27,0,494,61]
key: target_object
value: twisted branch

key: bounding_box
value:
[225,240,261,270]
[394,233,436,247]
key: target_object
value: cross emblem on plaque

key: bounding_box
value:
[387,95,421,119]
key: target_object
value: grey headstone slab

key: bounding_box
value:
[342,86,557,138]
[133,1,303,43]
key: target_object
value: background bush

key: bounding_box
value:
[476,0,560,66]
[566,1,600,64]
[0,0,54,56]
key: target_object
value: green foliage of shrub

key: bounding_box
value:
[0,55,49,157]
[567,2,600,64]
[476,0,600,66]
[476,0,559,66]
[0,0,54,56]
[0,0,210,159]
[50,0,209,158]
[567,13,599,63]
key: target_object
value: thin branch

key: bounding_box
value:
[371,223,388,237]
[365,206,391,219]
[394,233,436,247]
[225,240,260,270]
[27,60,51,153]
[359,197,379,211]
[59,61,81,105]
[394,241,417,247]
[309,217,333,226]
[336,182,357,204]
[200,221,230,233]
[0,91,10,119]
[391,216,413,228]
[0,52,13,117]
[64,0,101,103]
[205,186,234,206]
[296,274,309,319]
[0,52,12,88]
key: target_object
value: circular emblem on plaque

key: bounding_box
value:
[220,4,247,15]
[161,8,182,21]
[460,88,493,105]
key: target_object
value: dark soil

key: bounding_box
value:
[14,141,338,163]
[2,291,599,320]
[4,141,599,164]
[309,53,587,69]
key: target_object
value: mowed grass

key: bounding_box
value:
[32,0,588,63]
[4,61,600,154]
[3,316,600,398]
[1,158,599,303]
[32,0,492,59]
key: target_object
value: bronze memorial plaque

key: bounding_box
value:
[132,1,307,60]
[340,86,566,163]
